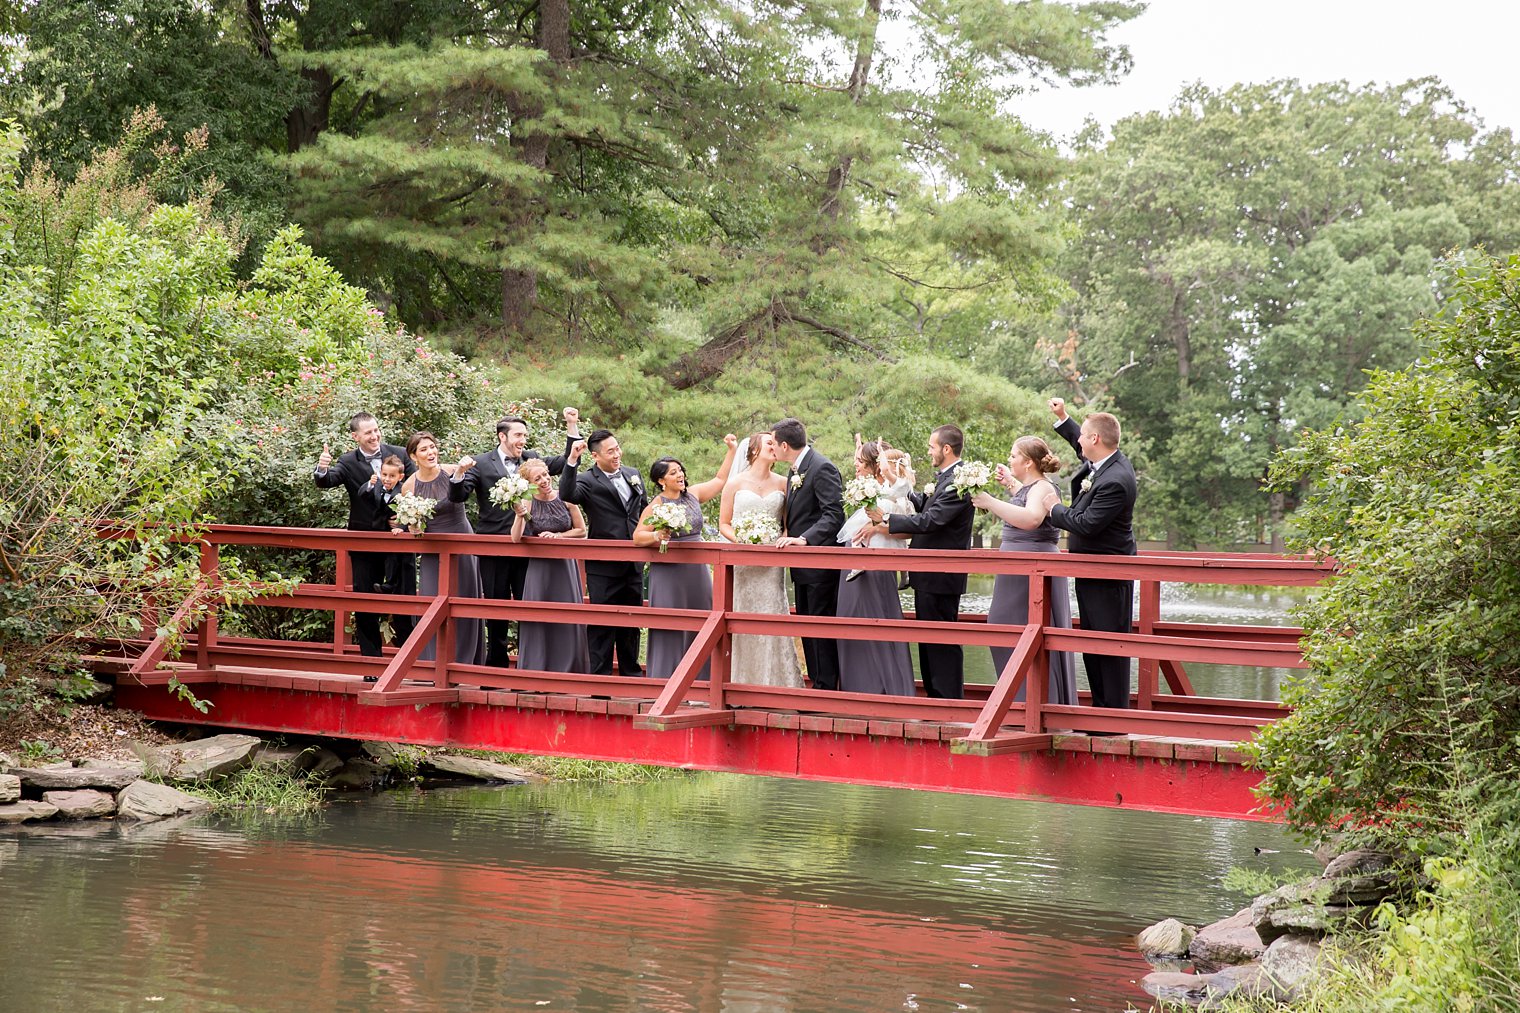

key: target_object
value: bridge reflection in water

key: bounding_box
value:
[94,525,1332,821]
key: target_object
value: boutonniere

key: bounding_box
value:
[628,475,642,489]
[1080,477,1093,495]
[790,473,804,491]
[922,480,935,495]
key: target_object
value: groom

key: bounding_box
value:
[771,418,845,691]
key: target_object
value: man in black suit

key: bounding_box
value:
[867,423,975,698]
[559,428,648,676]
[313,411,417,657]
[771,418,845,691]
[449,408,581,666]
[1042,399,1138,708]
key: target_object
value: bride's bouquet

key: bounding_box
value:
[842,475,883,516]
[488,474,535,512]
[647,500,692,553]
[733,510,781,545]
[951,461,995,499]
[393,493,438,533]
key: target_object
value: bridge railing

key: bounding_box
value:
[118,524,1334,750]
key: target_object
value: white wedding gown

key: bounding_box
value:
[729,489,804,688]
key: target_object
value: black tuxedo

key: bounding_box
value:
[313,445,417,656]
[560,461,650,676]
[888,460,975,698]
[783,447,845,690]
[448,439,575,666]
[1049,416,1138,708]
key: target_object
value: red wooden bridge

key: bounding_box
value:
[91,526,1332,821]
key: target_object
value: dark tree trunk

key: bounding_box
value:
[288,67,337,153]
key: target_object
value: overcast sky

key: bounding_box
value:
[1013,0,1518,141]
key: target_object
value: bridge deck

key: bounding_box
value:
[95,525,1332,822]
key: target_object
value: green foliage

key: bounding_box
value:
[1048,80,1520,548]
[186,763,329,814]
[1254,252,1520,856]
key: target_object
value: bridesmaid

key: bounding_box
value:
[634,435,738,681]
[399,432,485,666]
[510,458,590,674]
[837,439,915,695]
[970,436,1077,705]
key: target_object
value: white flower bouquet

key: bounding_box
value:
[488,474,535,511]
[951,460,995,499]
[842,475,882,516]
[647,500,692,553]
[733,509,781,545]
[393,493,438,533]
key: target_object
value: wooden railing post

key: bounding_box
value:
[708,555,733,711]
[1137,579,1161,708]
[1023,569,1048,734]
[435,545,454,688]
[196,541,219,671]
[333,547,352,655]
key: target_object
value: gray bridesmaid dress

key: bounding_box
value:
[987,481,1077,704]
[518,497,590,674]
[836,568,915,696]
[646,493,711,682]
[413,471,485,666]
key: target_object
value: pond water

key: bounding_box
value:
[0,587,1315,1012]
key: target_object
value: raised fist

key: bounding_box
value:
[1049,397,1068,421]
[724,433,738,450]
[457,455,477,472]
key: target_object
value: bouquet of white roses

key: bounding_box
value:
[489,474,535,511]
[393,493,438,533]
[951,461,994,499]
[842,475,882,516]
[733,510,781,545]
[647,500,692,553]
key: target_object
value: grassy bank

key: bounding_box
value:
[471,751,686,784]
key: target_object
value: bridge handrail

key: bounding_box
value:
[114,522,1334,746]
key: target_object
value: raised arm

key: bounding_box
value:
[718,481,740,543]
[688,434,739,504]
[448,455,481,501]
[559,441,589,504]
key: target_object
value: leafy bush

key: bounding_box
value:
[1256,252,1520,859]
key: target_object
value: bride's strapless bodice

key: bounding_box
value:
[733,488,785,520]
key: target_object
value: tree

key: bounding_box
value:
[1046,80,1519,548]
[1254,251,1520,856]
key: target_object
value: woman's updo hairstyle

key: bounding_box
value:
[857,438,891,478]
[406,431,437,456]
[1013,436,1061,475]
[745,432,768,465]
[518,458,549,482]
[650,457,685,489]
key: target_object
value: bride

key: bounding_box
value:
[718,433,804,688]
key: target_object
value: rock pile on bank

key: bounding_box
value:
[0,734,544,828]
[1137,849,1415,1008]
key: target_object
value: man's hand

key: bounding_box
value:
[457,455,476,472]
[568,439,586,466]
[318,443,332,470]
[563,407,581,436]
[776,536,805,548]
[1040,488,1060,513]
[1049,397,1068,423]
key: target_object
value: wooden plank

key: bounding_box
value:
[950,733,1053,756]
[633,709,735,731]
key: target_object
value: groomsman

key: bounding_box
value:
[771,418,845,691]
[313,412,416,657]
[1042,399,1138,709]
[560,428,648,676]
[868,424,974,698]
[450,408,581,666]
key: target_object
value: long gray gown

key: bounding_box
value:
[987,481,1077,704]
[646,493,712,682]
[413,471,485,666]
[836,565,915,695]
[518,497,590,674]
